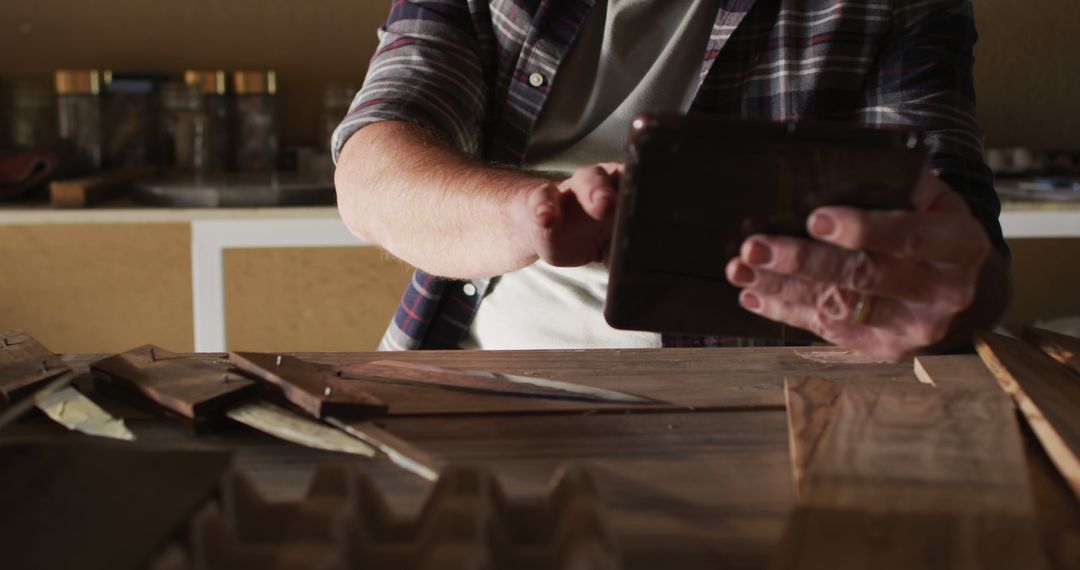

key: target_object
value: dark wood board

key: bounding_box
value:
[0,437,231,570]
[92,345,257,428]
[0,329,71,406]
[229,352,387,419]
[774,376,1046,570]
[187,348,907,417]
[975,331,1080,500]
[1024,327,1080,377]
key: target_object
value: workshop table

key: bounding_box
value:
[4,347,1078,569]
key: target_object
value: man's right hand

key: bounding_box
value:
[514,162,625,267]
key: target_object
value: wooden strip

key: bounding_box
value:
[975,331,1080,500]
[775,376,1046,570]
[1024,327,1080,377]
[325,418,443,482]
[49,166,154,208]
[783,377,844,498]
[226,400,375,457]
[914,354,1000,390]
[92,345,257,428]
[0,329,71,406]
[229,352,386,419]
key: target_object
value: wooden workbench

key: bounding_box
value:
[3,347,1078,569]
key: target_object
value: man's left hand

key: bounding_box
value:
[725,169,993,362]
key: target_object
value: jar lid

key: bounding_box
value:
[184,70,227,95]
[55,70,104,95]
[233,71,277,95]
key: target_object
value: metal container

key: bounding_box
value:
[55,70,105,168]
[233,70,278,172]
[184,70,230,171]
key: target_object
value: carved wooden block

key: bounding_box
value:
[229,352,387,419]
[92,345,257,429]
[0,329,71,407]
[192,463,621,570]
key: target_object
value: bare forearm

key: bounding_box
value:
[334,121,547,279]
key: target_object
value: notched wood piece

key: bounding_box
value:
[775,376,1046,570]
[191,462,621,570]
[0,329,71,406]
[92,345,257,426]
[1024,327,1080,377]
[229,352,387,420]
[975,331,1080,501]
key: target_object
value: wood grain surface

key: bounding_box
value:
[92,345,256,426]
[229,352,386,419]
[976,331,1080,500]
[913,354,1000,390]
[0,329,70,406]
[775,376,1045,570]
[1024,327,1080,377]
[0,438,231,570]
[6,347,1075,570]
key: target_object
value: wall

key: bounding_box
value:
[1,0,1077,149]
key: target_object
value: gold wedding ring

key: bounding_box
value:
[850,293,873,326]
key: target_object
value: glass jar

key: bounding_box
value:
[55,70,104,169]
[184,70,229,171]
[233,70,278,172]
[160,83,210,173]
[5,81,57,150]
[103,71,161,168]
[319,83,357,154]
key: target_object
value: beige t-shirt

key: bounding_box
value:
[467,0,719,350]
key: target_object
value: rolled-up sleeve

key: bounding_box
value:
[331,0,488,163]
[855,0,1007,258]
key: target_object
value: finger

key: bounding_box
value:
[524,182,561,229]
[806,205,990,265]
[739,235,974,307]
[728,261,862,322]
[560,165,620,221]
[738,290,938,362]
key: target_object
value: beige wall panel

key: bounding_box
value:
[223,247,413,352]
[0,224,193,353]
[1,0,1076,149]
[1002,239,1080,329]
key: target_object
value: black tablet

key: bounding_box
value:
[604,114,928,341]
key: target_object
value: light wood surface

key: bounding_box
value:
[913,354,999,390]
[776,376,1045,570]
[976,332,1080,500]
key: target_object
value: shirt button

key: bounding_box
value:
[463,283,477,297]
[528,72,546,87]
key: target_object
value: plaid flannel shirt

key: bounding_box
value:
[332,0,1005,351]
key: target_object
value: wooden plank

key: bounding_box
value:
[92,345,257,429]
[0,329,71,406]
[229,352,386,419]
[0,438,231,570]
[913,354,999,390]
[49,166,154,208]
[975,331,1080,500]
[775,376,1046,570]
[1024,327,1080,377]
[1022,419,1080,570]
